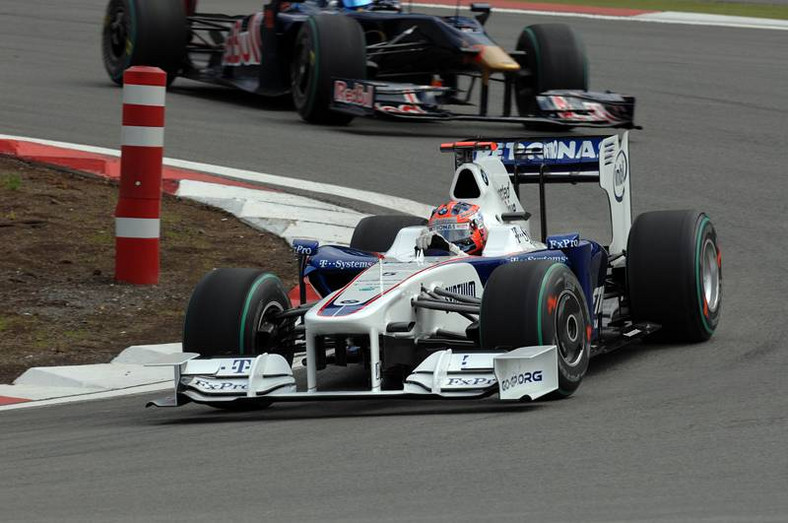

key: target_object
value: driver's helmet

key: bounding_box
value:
[340,0,373,9]
[428,200,488,255]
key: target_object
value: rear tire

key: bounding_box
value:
[514,23,587,119]
[101,0,188,86]
[627,210,722,342]
[291,14,366,125]
[481,261,591,399]
[350,215,428,253]
[183,269,295,363]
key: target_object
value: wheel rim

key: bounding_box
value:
[555,291,585,366]
[255,301,285,353]
[107,5,128,60]
[701,238,721,313]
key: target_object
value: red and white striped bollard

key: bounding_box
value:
[115,66,166,284]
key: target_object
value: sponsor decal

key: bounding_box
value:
[444,376,496,387]
[548,96,611,123]
[508,254,567,263]
[497,184,517,212]
[480,170,489,185]
[613,150,628,202]
[476,138,602,166]
[334,81,374,109]
[375,103,427,115]
[231,359,252,374]
[499,370,543,391]
[592,285,604,318]
[547,233,580,250]
[511,226,530,245]
[318,259,377,270]
[336,299,360,305]
[445,281,477,298]
[222,13,263,66]
[190,378,248,392]
[293,239,319,256]
[373,91,427,115]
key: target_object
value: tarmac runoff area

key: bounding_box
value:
[0,135,430,410]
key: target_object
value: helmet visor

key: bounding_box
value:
[431,223,471,244]
[344,0,373,7]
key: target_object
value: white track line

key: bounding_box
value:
[413,3,788,31]
[0,134,434,218]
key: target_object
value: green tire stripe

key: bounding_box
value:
[694,216,715,335]
[238,273,277,355]
[536,263,563,346]
[305,17,319,115]
[523,27,541,91]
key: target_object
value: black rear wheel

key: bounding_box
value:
[627,210,722,342]
[291,14,366,125]
[481,261,591,399]
[102,0,187,85]
[514,23,587,119]
[350,215,428,253]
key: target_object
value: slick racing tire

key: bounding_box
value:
[291,14,366,125]
[350,215,428,253]
[514,23,588,120]
[481,261,591,399]
[627,210,722,342]
[183,269,296,364]
[102,0,188,86]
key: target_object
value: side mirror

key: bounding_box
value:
[471,3,491,25]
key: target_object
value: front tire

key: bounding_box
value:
[183,269,295,363]
[627,210,722,342]
[481,261,591,398]
[101,0,187,85]
[514,23,588,118]
[291,14,366,125]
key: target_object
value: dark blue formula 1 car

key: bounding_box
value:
[148,134,721,410]
[102,0,636,127]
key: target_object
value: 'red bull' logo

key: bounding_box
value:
[334,81,374,108]
[222,13,263,66]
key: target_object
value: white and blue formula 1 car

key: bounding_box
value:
[148,133,722,410]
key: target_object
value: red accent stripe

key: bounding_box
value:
[123,67,167,87]
[115,198,161,219]
[287,278,322,306]
[0,396,32,406]
[0,139,282,194]
[115,237,160,284]
[123,105,165,127]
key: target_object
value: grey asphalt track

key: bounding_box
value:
[1,1,787,521]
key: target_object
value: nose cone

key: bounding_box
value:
[476,45,520,72]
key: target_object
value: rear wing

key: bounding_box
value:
[440,133,632,258]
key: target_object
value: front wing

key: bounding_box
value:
[331,78,637,128]
[146,346,559,409]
